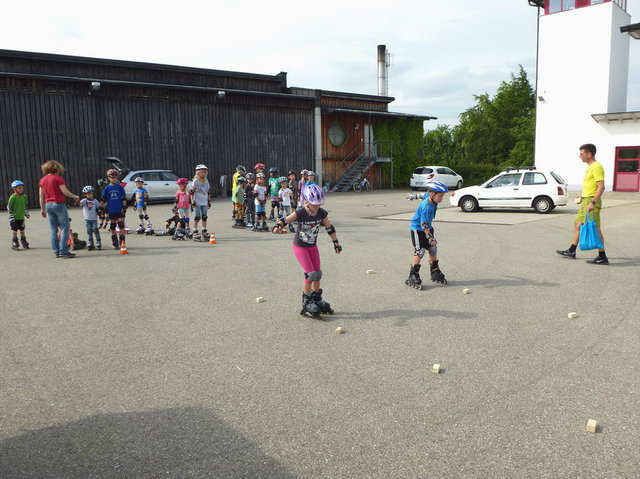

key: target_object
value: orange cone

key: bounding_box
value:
[281,226,287,234]
[119,240,129,254]
[209,232,216,244]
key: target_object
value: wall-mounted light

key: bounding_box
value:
[216,91,226,99]
[538,95,545,102]
[90,81,101,93]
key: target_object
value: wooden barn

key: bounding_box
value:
[0,49,434,207]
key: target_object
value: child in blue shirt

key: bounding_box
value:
[133,177,154,234]
[406,181,449,290]
[101,169,128,249]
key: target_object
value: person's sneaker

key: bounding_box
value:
[59,252,76,258]
[88,245,95,251]
[556,249,576,259]
[587,256,609,265]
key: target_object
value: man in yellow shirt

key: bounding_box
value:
[557,143,608,264]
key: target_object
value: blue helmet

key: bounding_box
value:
[11,180,24,189]
[303,184,325,206]
[426,181,448,193]
[82,185,95,194]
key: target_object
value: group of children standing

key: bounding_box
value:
[230,164,318,232]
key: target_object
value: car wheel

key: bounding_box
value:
[460,196,479,212]
[533,196,553,214]
[455,180,463,190]
[411,186,418,191]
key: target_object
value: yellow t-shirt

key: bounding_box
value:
[582,161,604,197]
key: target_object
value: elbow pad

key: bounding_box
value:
[326,224,336,235]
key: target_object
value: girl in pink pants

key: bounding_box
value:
[273,184,341,318]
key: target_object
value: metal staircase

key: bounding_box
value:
[331,153,377,192]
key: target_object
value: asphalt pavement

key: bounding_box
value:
[1,189,639,478]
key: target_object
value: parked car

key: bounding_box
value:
[103,157,181,204]
[449,167,568,214]
[410,166,463,190]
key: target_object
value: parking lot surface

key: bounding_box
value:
[1,190,639,478]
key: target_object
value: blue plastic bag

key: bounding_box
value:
[579,211,603,251]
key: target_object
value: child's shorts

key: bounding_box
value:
[193,205,208,220]
[255,203,266,214]
[234,203,246,217]
[10,219,25,231]
[108,212,123,220]
[178,208,190,217]
[281,205,291,217]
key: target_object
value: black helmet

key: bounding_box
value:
[269,167,278,173]
[288,170,296,176]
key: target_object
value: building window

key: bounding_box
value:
[328,121,348,147]
[547,0,610,13]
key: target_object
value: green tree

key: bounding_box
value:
[456,65,535,167]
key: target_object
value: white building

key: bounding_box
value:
[533,0,640,191]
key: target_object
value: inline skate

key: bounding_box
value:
[20,236,29,249]
[312,289,334,315]
[300,293,323,319]
[430,260,447,285]
[405,264,423,290]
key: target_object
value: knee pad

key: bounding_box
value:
[428,245,438,256]
[183,217,189,224]
[194,215,201,221]
[110,222,117,231]
[202,215,208,221]
[144,215,149,220]
[304,270,323,282]
[414,248,426,258]
[117,221,125,229]
[139,214,144,220]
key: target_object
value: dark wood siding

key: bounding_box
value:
[0,64,314,207]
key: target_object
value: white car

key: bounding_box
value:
[104,157,180,204]
[410,166,463,190]
[449,167,568,214]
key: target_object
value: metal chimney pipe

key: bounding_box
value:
[377,45,387,96]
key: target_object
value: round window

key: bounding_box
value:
[328,121,348,147]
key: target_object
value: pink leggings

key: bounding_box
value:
[293,244,321,283]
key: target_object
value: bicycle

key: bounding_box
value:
[353,177,372,193]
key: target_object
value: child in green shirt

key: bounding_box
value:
[8,180,30,250]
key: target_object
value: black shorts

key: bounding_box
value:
[410,229,430,250]
[10,219,25,231]
[108,212,123,220]
[271,200,279,209]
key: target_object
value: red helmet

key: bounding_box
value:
[254,163,266,170]
[107,169,119,178]
[176,178,189,185]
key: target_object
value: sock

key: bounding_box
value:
[598,250,606,258]
[569,244,577,252]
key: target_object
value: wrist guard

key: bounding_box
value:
[333,239,342,252]
[277,218,287,228]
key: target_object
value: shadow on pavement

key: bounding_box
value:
[0,407,295,479]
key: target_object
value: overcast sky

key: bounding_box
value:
[2,0,638,130]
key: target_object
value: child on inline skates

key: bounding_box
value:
[157,206,180,236]
[268,167,280,220]
[7,180,30,250]
[232,177,247,228]
[190,164,211,241]
[278,176,293,224]
[231,165,246,219]
[253,172,268,231]
[244,173,256,228]
[133,178,154,235]
[173,178,191,240]
[406,181,448,290]
[272,184,342,319]
[79,185,102,250]
[101,169,128,250]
